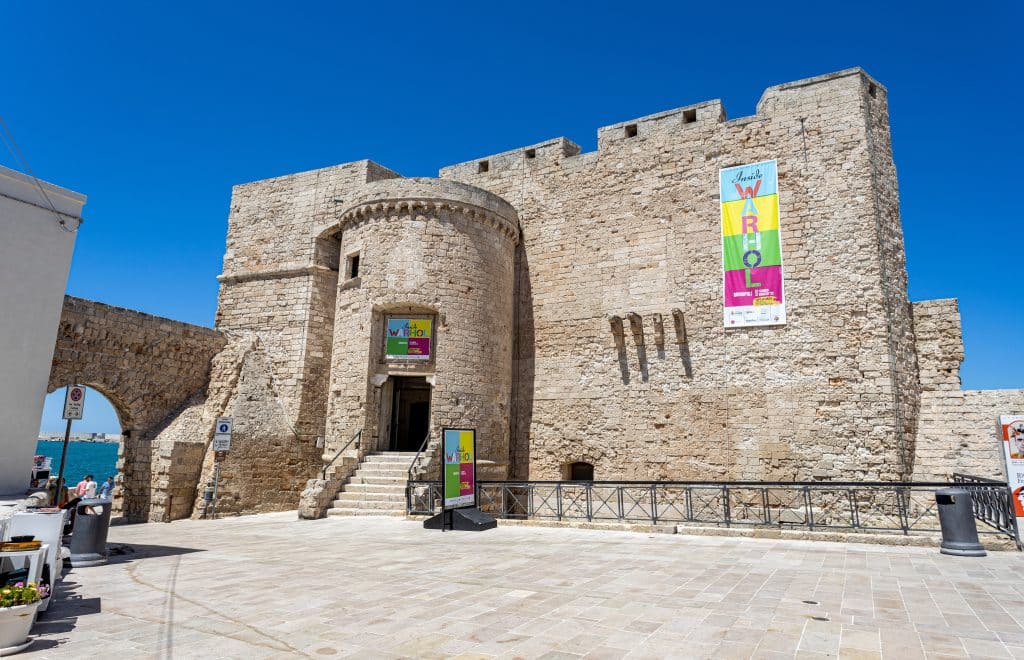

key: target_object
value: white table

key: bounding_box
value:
[1,545,49,612]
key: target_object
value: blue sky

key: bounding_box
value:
[11,1,1020,433]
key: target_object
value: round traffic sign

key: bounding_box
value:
[70,387,83,402]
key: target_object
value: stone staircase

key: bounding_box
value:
[326,452,418,517]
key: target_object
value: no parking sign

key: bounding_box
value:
[63,385,86,420]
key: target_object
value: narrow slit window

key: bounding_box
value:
[346,252,360,279]
[478,160,489,173]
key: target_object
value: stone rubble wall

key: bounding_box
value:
[187,334,323,517]
[910,299,1024,481]
[203,161,401,517]
[216,160,399,440]
[48,295,225,521]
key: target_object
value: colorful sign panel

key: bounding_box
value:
[999,415,1024,532]
[720,160,786,327]
[443,428,476,509]
[385,318,432,361]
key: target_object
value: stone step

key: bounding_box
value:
[327,507,406,517]
[364,453,418,462]
[356,452,411,462]
[351,467,409,477]
[332,498,406,510]
[348,475,409,486]
[343,483,407,494]
[353,468,410,478]
[335,492,406,504]
[357,457,412,466]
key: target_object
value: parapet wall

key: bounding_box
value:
[910,299,1023,480]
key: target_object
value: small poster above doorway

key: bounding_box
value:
[385,317,432,361]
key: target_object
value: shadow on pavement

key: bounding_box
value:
[27,577,101,653]
[103,543,203,565]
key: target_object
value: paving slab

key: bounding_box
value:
[18,512,1024,659]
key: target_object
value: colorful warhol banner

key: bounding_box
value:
[720,160,786,327]
[999,415,1024,530]
[443,428,476,509]
[385,318,432,360]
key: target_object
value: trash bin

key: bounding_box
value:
[935,488,986,557]
[69,498,113,567]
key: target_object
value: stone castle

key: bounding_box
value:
[47,68,1024,521]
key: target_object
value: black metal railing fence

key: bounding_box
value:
[953,473,1021,546]
[407,477,1021,546]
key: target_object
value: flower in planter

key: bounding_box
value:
[0,583,46,608]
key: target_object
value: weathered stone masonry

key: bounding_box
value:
[56,68,1022,521]
[48,296,225,521]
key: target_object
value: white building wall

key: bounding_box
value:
[0,165,83,495]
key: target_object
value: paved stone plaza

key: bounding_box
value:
[22,513,1024,659]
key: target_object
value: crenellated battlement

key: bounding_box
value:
[440,67,883,179]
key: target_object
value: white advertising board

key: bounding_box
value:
[999,415,1024,534]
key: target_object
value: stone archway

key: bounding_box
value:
[48,296,225,521]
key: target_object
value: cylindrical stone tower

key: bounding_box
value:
[323,178,518,480]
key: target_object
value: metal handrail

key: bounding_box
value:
[406,478,1022,546]
[952,472,1005,484]
[953,473,1022,549]
[408,431,432,482]
[321,429,361,480]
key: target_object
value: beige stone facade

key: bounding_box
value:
[51,68,1022,521]
[48,296,225,521]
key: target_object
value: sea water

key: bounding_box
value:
[34,440,119,483]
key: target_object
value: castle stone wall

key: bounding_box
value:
[910,299,1023,481]
[441,68,911,482]
[324,179,518,478]
[48,296,225,521]
[108,67,1022,520]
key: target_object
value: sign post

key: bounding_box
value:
[208,417,232,519]
[56,385,86,499]
[998,415,1024,540]
[423,428,496,532]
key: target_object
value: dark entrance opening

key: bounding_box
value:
[389,376,431,452]
[569,462,594,481]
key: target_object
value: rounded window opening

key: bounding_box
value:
[567,461,594,481]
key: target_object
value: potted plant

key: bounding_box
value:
[0,582,48,652]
